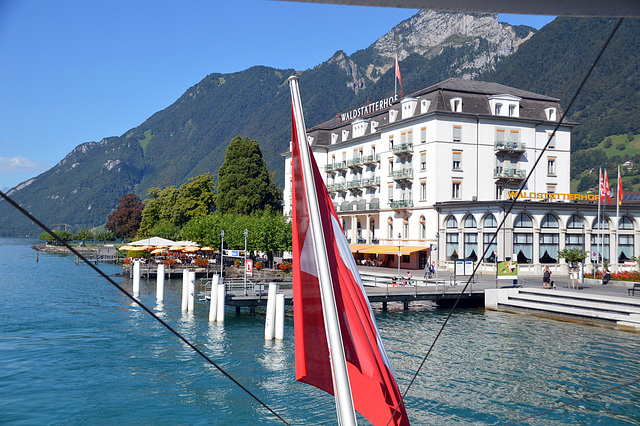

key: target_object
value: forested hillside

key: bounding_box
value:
[1,13,638,237]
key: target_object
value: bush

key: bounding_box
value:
[163,259,177,267]
[194,258,208,267]
[279,262,292,271]
[234,259,242,267]
[255,261,263,270]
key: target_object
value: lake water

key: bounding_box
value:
[1,237,639,425]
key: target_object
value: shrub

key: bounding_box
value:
[123,258,131,264]
[255,261,263,270]
[194,258,208,267]
[279,262,292,271]
[234,259,241,267]
[163,259,177,267]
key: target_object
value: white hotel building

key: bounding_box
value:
[283,79,638,275]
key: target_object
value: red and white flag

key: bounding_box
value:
[395,54,402,88]
[604,169,611,205]
[599,169,605,203]
[290,79,409,426]
[618,167,623,206]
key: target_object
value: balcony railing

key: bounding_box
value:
[362,154,380,164]
[346,179,362,189]
[494,141,526,152]
[392,143,413,154]
[347,158,364,169]
[390,200,414,209]
[494,167,526,179]
[326,183,346,192]
[325,161,348,172]
[392,168,414,180]
[361,176,381,187]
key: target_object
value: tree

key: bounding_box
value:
[558,248,588,289]
[74,229,94,241]
[106,194,144,240]
[95,231,116,242]
[217,136,282,215]
[38,230,74,243]
[137,174,216,239]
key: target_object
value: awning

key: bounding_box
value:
[350,244,431,255]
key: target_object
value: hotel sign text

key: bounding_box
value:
[509,191,601,201]
[339,95,398,123]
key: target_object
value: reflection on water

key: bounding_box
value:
[1,238,639,425]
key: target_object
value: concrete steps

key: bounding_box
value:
[485,287,640,332]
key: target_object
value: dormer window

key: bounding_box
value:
[495,103,502,115]
[342,130,349,142]
[307,136,314,145]
[389,109,398,123]
[371,121,379,133]
[421,99,430,114]
[331,133,339,144]
[451,97,463,112]
[509,105,516,116]
[401,97,418,119]
[545,107,557,121]
[352,119,368,138]
[489,94,521,118]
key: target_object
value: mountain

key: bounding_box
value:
[2,12,638,237]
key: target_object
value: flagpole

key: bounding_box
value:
[616,165,621,272]
[597,168,602,276]
[289,76,357,426]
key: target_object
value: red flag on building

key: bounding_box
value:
[290,79,409,426]
[618,167,623,206]
[599,169,605,203]
[604,169,611,205]
[395,54,402,88]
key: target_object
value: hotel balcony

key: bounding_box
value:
[494,141,526,153]
[347,158,364,169]
[325,161,348,173]
[362,154,380,165]
[392,143,413,155]
[361,176,381,187]
[392,168,414,181]
[338,199,381,212]
[347,179,362,189]
[390,200,414,210]
[326,183,346,192]
[494,167,526,180]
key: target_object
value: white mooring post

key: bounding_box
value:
[181,269,189,311]
[275,293,285,340]
[265,283,278,340]
[208,275,220,322]
[156,264,165,302]
[188,271,196,312]
[215,282,225,322]
[133,260,141,295]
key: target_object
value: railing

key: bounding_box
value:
[347,179,361,189]
[362,154,380,164]
[361,176,381,187]
[325,161,347,172]
[390,200,414,208]
[494,167,526,179]
[327,183,346,192]
[392,168,414,180]
[392,143,413,154]
[494,141,526,151]
[347,158,363,168]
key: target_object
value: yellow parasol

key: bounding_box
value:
[168,245,185,251]
[150,248,167,255]
[183,246,200,252]
[200,246,215,251]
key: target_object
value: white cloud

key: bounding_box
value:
[0,156,47,174]
[5,140,17,146]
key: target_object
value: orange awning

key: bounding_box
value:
[351,244,431,255]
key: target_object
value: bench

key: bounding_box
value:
[629,283,640,296]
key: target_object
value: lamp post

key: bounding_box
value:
[397,232,402,281]
[435,232,440,284]
[220,230,225,280]
[243,228,248,296]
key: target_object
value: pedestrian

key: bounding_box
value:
[424,263,429,279]
[406,271,412,285]
[603,269,610,285]
[542,266,551,289]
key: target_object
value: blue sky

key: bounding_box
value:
[0,0,554,190]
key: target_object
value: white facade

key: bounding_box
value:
[283,79,637,275]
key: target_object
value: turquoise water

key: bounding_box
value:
[1,237,639,425]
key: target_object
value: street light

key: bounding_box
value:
[243,228,248,296]
[220,230,225,280]
[397,232,402,281]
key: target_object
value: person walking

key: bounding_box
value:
[542,266,552,289]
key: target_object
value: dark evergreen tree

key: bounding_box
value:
[216,136,282,215]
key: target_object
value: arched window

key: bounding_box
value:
[567,214,584,229]
[619,216,634,230]
[420,216,426,239]
[387,217,394,239]
[484,213,497,228]
[592,217,610,230]
[541,214,559,228]
[357,220,362,240]
[403,216,409,239]
[446,216,458,228]
[514,213,533,228]
[513,212,533,263]
[464,215,477,228]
